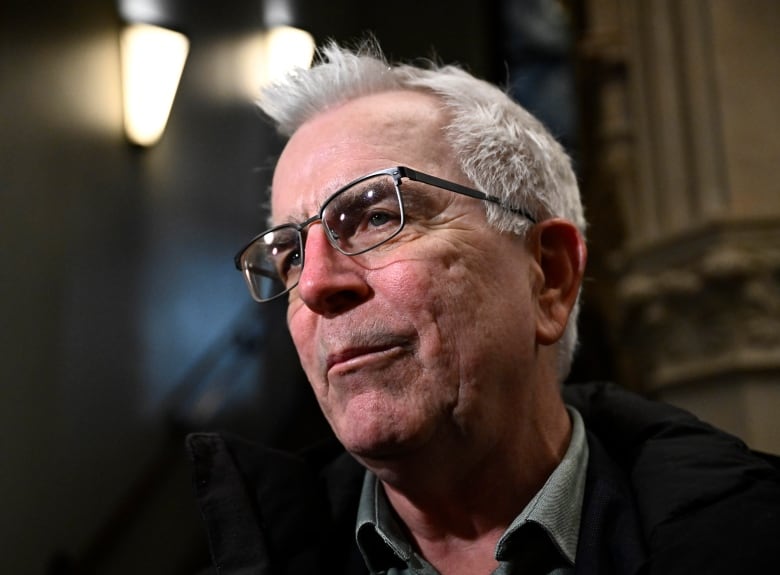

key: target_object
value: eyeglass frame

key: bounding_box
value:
[234,165,538,302]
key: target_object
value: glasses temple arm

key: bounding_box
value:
[401,167,537,223]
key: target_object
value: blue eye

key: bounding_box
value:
[368,211,393,227]
[279,249,302,280]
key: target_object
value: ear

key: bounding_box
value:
[528,219,587,345]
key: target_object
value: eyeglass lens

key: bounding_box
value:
[240,173,403,301]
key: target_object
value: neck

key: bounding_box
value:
[361,387,572,575]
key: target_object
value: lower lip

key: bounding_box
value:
[327,346,406,376]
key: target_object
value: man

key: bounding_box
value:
[188,41,780,575]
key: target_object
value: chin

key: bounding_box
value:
[323,390,436,461]
[337,424,402,459]
[334,415,433,466]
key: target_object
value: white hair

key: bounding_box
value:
[258,40,587,380]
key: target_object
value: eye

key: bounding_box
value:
[275,247,302,282]
[368,210,394,228]
[260,229,301,283]
[349,202,401,241]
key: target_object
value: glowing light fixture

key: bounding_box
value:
[120,23,189,146]
[260,25,315,86]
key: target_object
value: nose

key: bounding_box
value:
[295,224,371,315]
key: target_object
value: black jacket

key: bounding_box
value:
[187,382,780,574]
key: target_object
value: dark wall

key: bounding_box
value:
[0,1,501,573]
[0,2,274,572]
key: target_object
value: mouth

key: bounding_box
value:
[325,336,411,375]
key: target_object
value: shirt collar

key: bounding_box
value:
[355,471,413,572]
[495,406,589,565]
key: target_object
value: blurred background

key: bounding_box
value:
[1,0,778,573]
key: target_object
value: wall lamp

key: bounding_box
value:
[254,0,315,88]
[120,22,189,147]
[118,0,313,146]
[257,25,315,87]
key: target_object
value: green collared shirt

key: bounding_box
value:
[355,407,589,575]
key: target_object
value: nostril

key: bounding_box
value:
[298,274,372,317]
[322,287,372,317]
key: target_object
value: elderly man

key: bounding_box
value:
[188,42,780,575]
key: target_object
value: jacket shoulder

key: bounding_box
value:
[186,432,365,575]
[564,382,780,573]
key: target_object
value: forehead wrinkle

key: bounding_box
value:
[271,90,458,227]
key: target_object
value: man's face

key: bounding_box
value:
[270,90,544,464]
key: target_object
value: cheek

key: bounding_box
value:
[287,307,320,379]
[408,242,537,372]
[374,255,472,366]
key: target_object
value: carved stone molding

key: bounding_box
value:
[616,220,780,392]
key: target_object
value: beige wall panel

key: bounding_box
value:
[710,0,780,217]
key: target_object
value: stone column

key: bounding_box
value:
[579,0,780,453]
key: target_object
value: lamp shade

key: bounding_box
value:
[262,25,315,85]
[120,23,189,146]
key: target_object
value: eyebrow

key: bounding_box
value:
[275,174,355,226]
[272,197,312,228]
[397,180,443,215]
[283,210,308,226]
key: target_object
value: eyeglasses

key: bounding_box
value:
[234,166,537,302]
